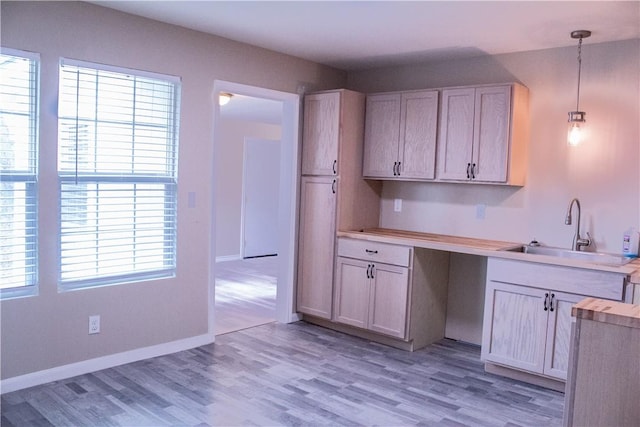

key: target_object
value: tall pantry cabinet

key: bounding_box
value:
[297,89,381,319]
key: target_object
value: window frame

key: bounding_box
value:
[57,57,181,292]
[0,47,40,300]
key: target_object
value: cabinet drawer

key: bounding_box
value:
[487,258,625,300]
[337,238,411,267]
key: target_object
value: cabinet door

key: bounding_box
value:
[472,86,511,182]
[368,263,410,338]
[363,93,401,178]
[301,92,340,176]
[296,176,337,319]
[398,91,438,180]
[437,88,475,181]
[543,291,586,380]
[334,257,370,329]
[481,281,547,374]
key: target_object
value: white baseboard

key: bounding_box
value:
[215,254,242,263]
[1,332,215,394]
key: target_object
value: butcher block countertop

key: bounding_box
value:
[629,259,640,283]
[337,228,640,278]
[572,298,640,329]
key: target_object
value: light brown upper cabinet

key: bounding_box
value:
[437,83,528,185]
[363,90,439,180]
[301,91,340,176]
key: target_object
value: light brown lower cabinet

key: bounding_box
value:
[331,238,449,350]
[296,176,336,319]
[482,258,628,388]
[481,281,586,381]
[334,257,410,338]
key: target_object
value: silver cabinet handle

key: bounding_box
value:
[365,249,378,254]
[370,264,375,279]
[392,162,398,176]
[471,163,476,179]
[366,264,371,279]
[549,293,555,312]
[332,159,337,175]
[466,163,471,179]
[397,161,401,176]
[331,179,336,194]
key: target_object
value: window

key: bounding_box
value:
[58,58,180,289]
[0,48,39,298]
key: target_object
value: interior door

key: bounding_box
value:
[242,138,280,258]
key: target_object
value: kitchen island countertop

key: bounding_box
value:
[572,297,640,329]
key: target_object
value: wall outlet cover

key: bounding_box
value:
[89,315,100,334]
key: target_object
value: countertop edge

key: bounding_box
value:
[338,228,640,277]
[572,298,640,329]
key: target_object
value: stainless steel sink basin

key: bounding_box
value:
[503,244,635,266]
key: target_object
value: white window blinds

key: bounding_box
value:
[0,48,39,296]
[58,58,180,289]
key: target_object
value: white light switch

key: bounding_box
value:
[476,204,486,220]
[394,199,402,212]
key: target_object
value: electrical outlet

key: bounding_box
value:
[394,198,402,212]
[89,315,100,334]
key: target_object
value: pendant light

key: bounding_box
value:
[567,30,591,146]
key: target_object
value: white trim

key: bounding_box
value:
[0,47,40,61]
[215,254,242,263]
[59,57,181,84]
[240,137,249,259]
[0,333,214,394]
[277,100,301,324]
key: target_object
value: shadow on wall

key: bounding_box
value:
[348,47,523,92]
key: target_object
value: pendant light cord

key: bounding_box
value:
[576,37,583,111]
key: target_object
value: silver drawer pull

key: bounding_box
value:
[365,249,378,254]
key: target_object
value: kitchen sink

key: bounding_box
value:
[503,244,635,267]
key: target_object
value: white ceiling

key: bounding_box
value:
[92,1,639,124]
[94,1,639,71]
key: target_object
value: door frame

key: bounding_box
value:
[209,80,301,336]
[240,137,280,259]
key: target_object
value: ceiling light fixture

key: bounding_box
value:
[219,92,233,106]
[567,30,591,147]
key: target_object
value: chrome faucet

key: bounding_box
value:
[565,198,591,251]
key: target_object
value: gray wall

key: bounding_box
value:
[0,1,345,380]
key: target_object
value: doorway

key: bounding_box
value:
[209,81,300,338]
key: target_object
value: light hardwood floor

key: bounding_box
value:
[215,256,277,335]
[1,321,564,426]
